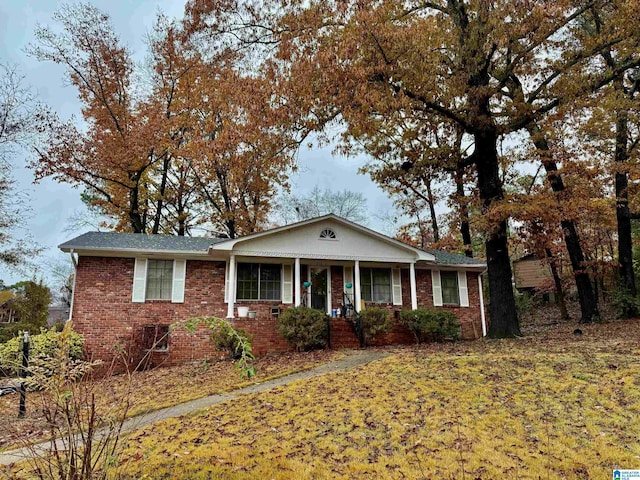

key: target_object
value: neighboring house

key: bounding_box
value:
[59,214,487,369]
[0,291,16,325]
[513,254,553,292]
[47,305,71,326]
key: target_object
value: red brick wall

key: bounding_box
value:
[72,257,229,371]
[412,269,484,340]
[72,257,484,370]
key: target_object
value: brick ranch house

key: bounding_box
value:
[60,215,487,368]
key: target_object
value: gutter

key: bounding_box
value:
[59,246,212,256]
[68,249,77,322]
[68,249,77,268]
[478,269,487,337]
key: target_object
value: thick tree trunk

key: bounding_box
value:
[476,127,520,337]
[152,154,171,235]
[615,108,636,310]
[527,124,600,323]
[454,167,473,257]
[128,172,144,233]
[545,248,570,321]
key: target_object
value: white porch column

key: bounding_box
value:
[410,262,418,310]
[326,266,332,315]
[226,254,236,318]
[294,257,301,307]
[354,260,362,313]
[479,273,487,337]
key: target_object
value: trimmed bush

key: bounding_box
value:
[211,324,253,359]
[278,306,327,351]
[359,307,393,346]
[0,326,84,377]
[399,308,460,343]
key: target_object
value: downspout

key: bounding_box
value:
[478,270,487,337]
[68,249,78,322]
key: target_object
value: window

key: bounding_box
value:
[236,263,281,300]
[319,229,336,239]
[441,271,460,305]
[142,325,170,351]
[146,260,174,300]
[360,268,392,303]
[0,308,16,323]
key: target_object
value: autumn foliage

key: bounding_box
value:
[29,4,304,238]
[27,1,640,331]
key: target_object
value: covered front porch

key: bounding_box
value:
[223,256,421,319]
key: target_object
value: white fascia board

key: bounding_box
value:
[231,250,419,263]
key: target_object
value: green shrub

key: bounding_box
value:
[211,324,253,359]
[612,288,640,319]
[514,290,532,318]
[359,307,393,347]
[0,321,25,343]
[399,308,460,343]
[0,326,84,377]
[278,307,327,351]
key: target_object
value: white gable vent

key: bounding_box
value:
[319,228,337,240]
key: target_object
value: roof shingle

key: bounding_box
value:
[58,231,226,253]
[423,249,485,266]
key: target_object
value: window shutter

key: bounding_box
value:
[172,259,186,303]
[132,258,147,303]
[282,264,293,304]
[458,271,469,307]
[432,270,443,307]
[392,268,402,305]
[224,261,230,303]
[343,266,354,295]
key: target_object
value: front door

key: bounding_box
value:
[309,267,328,312]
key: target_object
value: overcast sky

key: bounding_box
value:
[0,0,396,290]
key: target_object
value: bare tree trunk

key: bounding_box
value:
[545,248,569,321]
[152,153,171,235]
[615,106,636,311]
[128,172,144,233]
[454,167,473,258]
[527,123,600,324]
[425,176,440,242]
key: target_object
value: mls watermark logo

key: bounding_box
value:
[614,470,640,480]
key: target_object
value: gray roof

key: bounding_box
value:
[59,228,485,268]
[59,231,227,253]
[424,249,485,266]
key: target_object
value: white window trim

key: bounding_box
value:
[132,258,186,304]
[440,271,460,306]
[432,269,469,308]
[236,262,283,301]
[360,267,393,304]
[319,228,338,240]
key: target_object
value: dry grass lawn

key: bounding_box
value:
[112,319,640,479]
[0,349,342,452]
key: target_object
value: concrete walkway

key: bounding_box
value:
[0,349,389,466]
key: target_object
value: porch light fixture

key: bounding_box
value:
[303,281,311,288]
[345,283,352,288]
